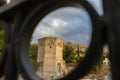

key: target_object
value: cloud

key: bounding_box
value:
[31,0,103,45]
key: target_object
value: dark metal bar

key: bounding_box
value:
[4,10,26,80]
[0,0,120,80]
[0,20,11,77]
[102,0,120,79]
[0,0,6,6]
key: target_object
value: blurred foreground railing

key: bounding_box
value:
[0,0,120,80]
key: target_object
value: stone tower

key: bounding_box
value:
[37,37,67,79]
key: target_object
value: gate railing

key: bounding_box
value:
[0,0,120,80]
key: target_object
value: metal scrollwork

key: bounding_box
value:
[0,0,120,80]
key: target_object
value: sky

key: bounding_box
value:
[31,0,103,45]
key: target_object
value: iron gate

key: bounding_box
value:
[0,0,120,80]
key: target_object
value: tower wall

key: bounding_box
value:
[37,37,67,79]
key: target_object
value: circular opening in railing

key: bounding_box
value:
[30,7,92,80]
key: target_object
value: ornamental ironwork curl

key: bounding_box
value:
[0,0,120,80]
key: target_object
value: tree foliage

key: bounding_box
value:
[75,50,85,62]
[63,45,76,63]
[0,29,4,57]
[30,44,38,60]
[91,54,107,73]
[30,44,40,71]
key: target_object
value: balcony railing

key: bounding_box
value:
[0,0,120,80]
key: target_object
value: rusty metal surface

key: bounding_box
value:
[0,0,120,80]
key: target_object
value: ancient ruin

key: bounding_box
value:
[37,37,67,79]
[36,37,110,80]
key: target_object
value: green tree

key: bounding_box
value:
[75,50,85,62]
[0,29,4,57]
[91,54,105,73]
[30,44,38,60]
[63,45,76,63]
[30,44,40,71]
